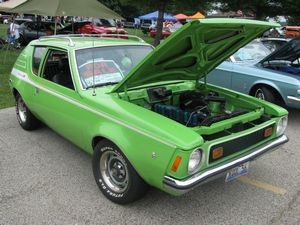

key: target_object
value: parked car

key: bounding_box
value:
[14,18,32,25]
[140,20,151,34]
[282,26,300,38]
[0,14,10,24]
[123,19,135,29]
[10,19,288,204]
[18,21,64,45]
[58,19,127,35]
[149,27,172,38]
[260,37,290,52]
[208,38,300,108]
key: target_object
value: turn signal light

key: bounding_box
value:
[264,127,273,137]
[212,147,224,160]
[171,156,182,172]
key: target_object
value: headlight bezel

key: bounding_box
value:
[276,116,288,136]
[188,148,203,174]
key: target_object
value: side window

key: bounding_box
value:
[42,49,74,90]
[32,47,46,75]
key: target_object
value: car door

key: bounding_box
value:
[207,60,233,89]
[32,47,85,148]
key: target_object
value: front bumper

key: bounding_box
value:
[163,135,288,195]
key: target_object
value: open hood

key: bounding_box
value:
[113,19,279,93]
[259,36,300,64]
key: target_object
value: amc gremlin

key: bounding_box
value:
[10,19,289,204]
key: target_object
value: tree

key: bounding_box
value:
[278,0,300,25]
[217,0,282,20]
[120,0,212,46]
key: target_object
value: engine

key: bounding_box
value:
[148,88,248,127]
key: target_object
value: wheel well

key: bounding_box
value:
[12,88,19,99]
[249,84,285,105]
[92,136,106,149]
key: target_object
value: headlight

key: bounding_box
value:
[188,149,202,174]
[276,116,288,136]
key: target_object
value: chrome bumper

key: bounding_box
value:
[163,135,288,195]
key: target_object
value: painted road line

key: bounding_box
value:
[237,176,287,195]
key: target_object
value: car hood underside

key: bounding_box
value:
[112,19,279,93]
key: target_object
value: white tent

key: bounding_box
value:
[0,0,26,11]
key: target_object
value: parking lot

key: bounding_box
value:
[0,107,299,225]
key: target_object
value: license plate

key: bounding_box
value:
[225,162,249,182]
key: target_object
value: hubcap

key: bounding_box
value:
[255,89,265,100]
[17,97,27,123]
[100,151,129,193]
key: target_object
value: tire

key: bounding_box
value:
[92,140,148,204]
[15,93,40,130]
[253,86,277,104]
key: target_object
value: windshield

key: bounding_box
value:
[232,40,271,62]
[76,45,153,89]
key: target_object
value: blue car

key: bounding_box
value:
[208,38,300,108]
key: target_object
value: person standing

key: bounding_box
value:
[9,17,20,46]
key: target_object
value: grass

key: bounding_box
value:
[0,25,155,109]
[125,28,154,45]
[0,24,19,109]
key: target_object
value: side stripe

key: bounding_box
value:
[11,69,177,148]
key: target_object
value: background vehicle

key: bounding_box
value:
[140,20,151,34]
[260,37,290,52]
[14,18,32,25]
[208,38,300,108]
[58,18,127,35]
[19,21,64,45]
[123,18,135,28]
[282,26,300,38]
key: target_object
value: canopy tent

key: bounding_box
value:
[139,11,177,21]
[9,0,123,19]
[174,13,188,20]
[0,0,26,11]
[189,11,205,19]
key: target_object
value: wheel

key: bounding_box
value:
[15,93,40,130]
[254,86,277,104]
[92,140,148,204]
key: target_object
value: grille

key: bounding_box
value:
[209,124,274,163]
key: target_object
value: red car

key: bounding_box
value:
[59,19,127,35]
[149,28,172,39]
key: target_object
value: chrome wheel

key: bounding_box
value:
[100,150,129,193]
[255,88,265,100]
[17,97,27,123]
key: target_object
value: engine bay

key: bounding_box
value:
[148,88,248,127]
[121,85,252,128]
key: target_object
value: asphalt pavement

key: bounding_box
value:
[0,107,300,225]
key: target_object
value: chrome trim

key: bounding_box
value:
[287,96,300,103]
[163,135,288,194]
[39,34,145,44]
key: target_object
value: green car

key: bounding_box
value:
[10,19,289,204]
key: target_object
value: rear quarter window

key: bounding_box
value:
[32,47,46,75]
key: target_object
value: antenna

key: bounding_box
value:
[92,38,96,96]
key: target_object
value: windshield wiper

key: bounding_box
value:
[86,82,119,89]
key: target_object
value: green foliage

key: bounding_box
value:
[217,0,282,19]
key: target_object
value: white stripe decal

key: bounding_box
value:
[11,69,177,148]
